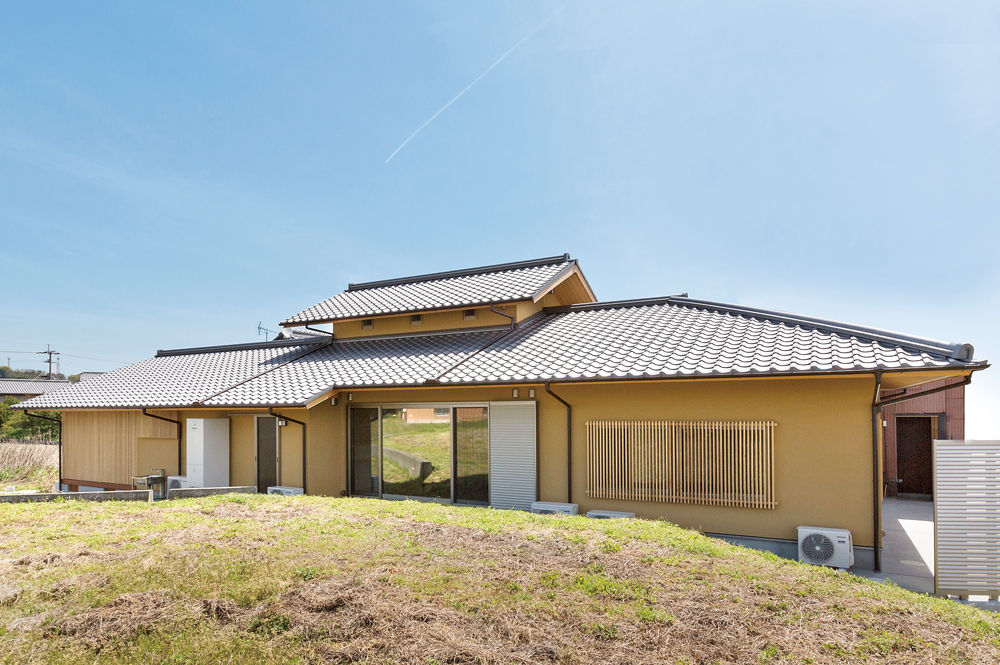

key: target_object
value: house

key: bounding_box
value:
[880,378,965,498]
[14,254,988,571]
[1,378,72,402]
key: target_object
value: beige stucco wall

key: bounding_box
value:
[57,374,877,545]
[332,306,519,339]
[334,376,876,546]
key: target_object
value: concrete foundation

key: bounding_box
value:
[0,490,153,504]
[705,532,876,571]
[166,485,256,500]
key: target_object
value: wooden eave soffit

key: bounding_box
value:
[531,265,597,304]
[306,389,340,409]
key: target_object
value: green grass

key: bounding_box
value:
[0,495,998,664]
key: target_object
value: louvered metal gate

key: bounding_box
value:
[488,401,537,510]
[934,440,1000,599]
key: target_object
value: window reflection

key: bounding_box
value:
[381,408,452,499]
[455,407,489,503]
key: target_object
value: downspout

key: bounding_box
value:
[305,325,334,337]
[489,304,515,331]
[269,407,307,495]
[142,409,182,476]
[544,383,572,504]
[870,371,883,573]
[24,412,61,490]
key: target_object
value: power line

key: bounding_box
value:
[0,350,132,364]
[37,344,60,379]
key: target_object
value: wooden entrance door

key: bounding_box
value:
[897,417,933,496]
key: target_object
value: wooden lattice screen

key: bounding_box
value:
[587,421,777,509]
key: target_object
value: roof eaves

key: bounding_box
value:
[345,254,571,292]
[280,296,538,327]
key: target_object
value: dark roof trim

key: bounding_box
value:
[16,363,986,412]
[347,254,571,292]
[546,295,979,362]
[156,337,329,358]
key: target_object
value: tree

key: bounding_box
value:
[0,397,60,440]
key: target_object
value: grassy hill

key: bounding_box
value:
[0,495,997,664]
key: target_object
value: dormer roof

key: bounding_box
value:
[280,254,595,326]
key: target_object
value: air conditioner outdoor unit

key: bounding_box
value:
[530,501,578,516]
[267,486,304,496]
[167,476,190,490]
[797,526,854,568]
[586,510,636,519]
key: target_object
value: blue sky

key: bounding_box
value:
[1,2,998,434]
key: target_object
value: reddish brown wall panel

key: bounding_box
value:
[881,380,964,497]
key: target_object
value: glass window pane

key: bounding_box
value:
[455,407,489,503]
[349,408,380,496]
[381,407,451,499]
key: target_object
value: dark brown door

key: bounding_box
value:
[257,417,278,494]
[897,417,933,495]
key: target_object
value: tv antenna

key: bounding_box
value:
[257,322,277,339]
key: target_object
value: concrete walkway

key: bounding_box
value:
[854,498,935,593]
[852,498,1000,612]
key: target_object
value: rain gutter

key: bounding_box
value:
[23,412,62,489]
[269,407,307,495]
[142,409,183,476]
[544,383,572,504]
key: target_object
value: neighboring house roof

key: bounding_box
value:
[280,255,593,326]
[0,379,72,397]
[14,295,987,411]
[78,372,105,382]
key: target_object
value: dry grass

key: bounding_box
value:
[0,495,998,664]
[0,443,57,492]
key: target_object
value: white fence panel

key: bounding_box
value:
[934,440,1000,598]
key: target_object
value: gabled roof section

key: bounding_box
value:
[436,296,987,384]
[280,254,596,326]
[13,339,329,410]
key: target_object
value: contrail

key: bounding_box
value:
[385,5,567,163]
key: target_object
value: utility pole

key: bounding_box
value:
[36,344,60,380]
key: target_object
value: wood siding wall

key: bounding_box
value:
[63,410,177,486]
[882,380,965,497]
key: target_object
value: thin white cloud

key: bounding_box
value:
[385,4,568,163]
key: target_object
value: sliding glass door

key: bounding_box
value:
[349,404,488,504]
[381,407,451,499]
[349,407,380,497]
[454,407,489,504]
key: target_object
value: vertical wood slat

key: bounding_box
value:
[586,420,777,509]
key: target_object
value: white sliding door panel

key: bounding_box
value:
[489,402,537,510]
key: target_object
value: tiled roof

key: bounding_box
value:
[13,297,985,410]
[12,340,327,410]
[203,329,501,407]
[280,255,579,325]
[437,297,983,383]
[0,379,72,397]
